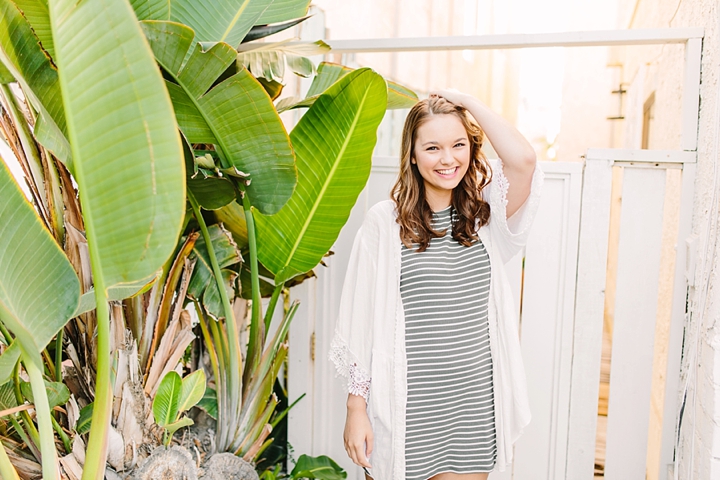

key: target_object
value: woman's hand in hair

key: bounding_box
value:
[344,394,373,469]
[429,88,470,107]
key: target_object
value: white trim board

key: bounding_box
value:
[322,28,704,53]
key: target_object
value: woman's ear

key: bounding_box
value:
[411,157,416,165]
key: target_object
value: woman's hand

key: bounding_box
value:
[344,394,373,469]
[429,88,469,107]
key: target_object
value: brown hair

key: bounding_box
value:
[391,97,492,251]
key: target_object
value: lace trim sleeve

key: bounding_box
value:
[489,160,544,236]
[329,333,371,402]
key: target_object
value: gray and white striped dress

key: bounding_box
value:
[400,206,496,479]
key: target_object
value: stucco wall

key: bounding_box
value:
[618,0,720,477]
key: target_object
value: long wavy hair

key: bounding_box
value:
[392,97,492,251]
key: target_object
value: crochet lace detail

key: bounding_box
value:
[329,333,371,402]
[489,160,544,235]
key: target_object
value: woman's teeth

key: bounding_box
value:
[437,167,457,175]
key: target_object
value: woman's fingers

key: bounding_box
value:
[366,432,374,457]
[345,438,372,468]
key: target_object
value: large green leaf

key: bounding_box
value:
[131,0,305,48]
[153,371,182,427]
[255,0,310,25]
[141,21,296,214]
[291,454,347,480]
[178,369,206,413]
[0,0,71,167]
[13,0,54,59]
[237,39,329,83]
[196,387,218,420]
[254,68,386,284]
[306,62,417,110]
[20,379,70,409]
[49,0,185,289]
[0,159,79,354]
[0,381,16,411]
[0,342,20,385]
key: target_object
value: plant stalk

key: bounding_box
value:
[241,191,263,385]
[81,263,111,480]
[188,191,242,449]
[22,350,60,480]
[12,361,41,452]
[54,330,63,382]
[263,283,283,339]
[51,414,71,453]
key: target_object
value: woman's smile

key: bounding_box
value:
[435,166,459,177]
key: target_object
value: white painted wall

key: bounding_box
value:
[610,1,720,477]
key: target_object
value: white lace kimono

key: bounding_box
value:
[329,161,544,479]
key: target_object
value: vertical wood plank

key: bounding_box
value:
[566,157,614,479]
[604,167,666,479]
[288,280,316,457]
[513,166,582,479]
[659,162,697,479]
[680,38,702,151]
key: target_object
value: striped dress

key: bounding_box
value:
[400,206,496,480]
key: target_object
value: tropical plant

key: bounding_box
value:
[152,370,206,446]
[0,0,416,478]
[260,454,347,480]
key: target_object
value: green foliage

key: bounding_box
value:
[196,387,218,420]
[238,39,330,83]
[0,343,20,385]
[141,20,297,215]
[0,160,80,355]
[254,68,387,284]
[0,0,71,166]
[291,455,347,479]
[153,370,206,445]
[278,62,418,113]
[130,0,312,48]
[75,403,93,435]
[187,224,242,320]
[19,380,70,409]
[260,455,347,480]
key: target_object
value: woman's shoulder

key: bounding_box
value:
[366,199,396,221]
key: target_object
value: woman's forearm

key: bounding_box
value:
[460,96,536,174]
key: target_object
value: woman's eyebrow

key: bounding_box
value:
[421,138,466,146]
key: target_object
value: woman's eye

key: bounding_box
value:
[454,143,466,148]
[427,146,438,151]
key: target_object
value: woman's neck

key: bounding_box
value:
[425,191,452,213]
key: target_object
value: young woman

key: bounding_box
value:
[329,89,543,480]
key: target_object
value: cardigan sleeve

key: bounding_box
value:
[483,159,544,263]
[329,220,378,403]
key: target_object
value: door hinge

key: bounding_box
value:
[310,331,316,362]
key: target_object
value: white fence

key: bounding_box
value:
[286,150,694,479]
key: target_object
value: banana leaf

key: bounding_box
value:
[0,0,71,167]
[141,20,297,215]
[130,0,310,48]
[254,68,387,284]
[278,61,418,112]
[47,0,186,476]
[0,159,79,356]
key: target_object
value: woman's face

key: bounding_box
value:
[412,114,470,209]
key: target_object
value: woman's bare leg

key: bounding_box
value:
[429,473,489,480]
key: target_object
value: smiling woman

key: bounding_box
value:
[330,90,543,480]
